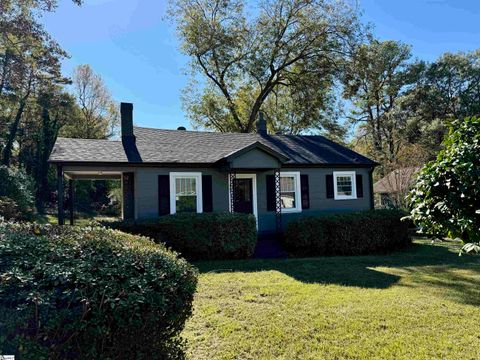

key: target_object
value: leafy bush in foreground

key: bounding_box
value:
[103,212,257,261]
[408,117,480,243]
[0,222,197,359]
[284,209,411,257]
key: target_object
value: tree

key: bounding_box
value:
[403,50,480,157]
[342,39,421,174]
[0,0,73,166]
[408,117,480,244]
[67,64,119,139]
[170,0,362,134]
[18,86,78,210]
[261,74,346,138]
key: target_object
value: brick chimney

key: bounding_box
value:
[120,102,135,142]
[256,111,267,135]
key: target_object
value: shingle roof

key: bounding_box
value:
[49,126,376,166]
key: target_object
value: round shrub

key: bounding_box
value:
[0,222,197,359]
[103,212,257,261]
[284,209,411,257]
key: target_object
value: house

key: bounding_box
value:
[373,167,421,208]
[49,103,377,233]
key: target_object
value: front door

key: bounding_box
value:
[233,178,253,214]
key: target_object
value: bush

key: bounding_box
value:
[0,196,20,220]
[284,210,411,257]
[0,222,197,359]
[103,212,257,261]
[408,117,480,243]
[0,166,35,218]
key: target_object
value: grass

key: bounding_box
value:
[183,239,480,359]
[34,213,119,226]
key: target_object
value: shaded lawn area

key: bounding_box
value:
[183,239,480,360]
[34,213,119,227]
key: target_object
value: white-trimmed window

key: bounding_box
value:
[169,172,203,214]
[333,171,357,200]
[280,171,302,212]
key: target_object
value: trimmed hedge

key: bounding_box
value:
[284,209,411,257]
[0,222,197,359]
[103,212,257,261]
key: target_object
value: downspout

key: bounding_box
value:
[57,164,64,225]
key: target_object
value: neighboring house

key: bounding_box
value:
[49,103,377,233]
[373,167,421,208]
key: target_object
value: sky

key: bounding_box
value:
[41,0,480,130]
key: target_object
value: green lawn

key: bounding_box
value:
[34,213,119,226]
[183,239,480,359]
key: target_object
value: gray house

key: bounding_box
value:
[49,103,377,233]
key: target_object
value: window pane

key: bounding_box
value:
[281,192,296,209]
[175,177,196,196]
[280,176,295,192]
[176,195,197,213]
[336,176,352,196]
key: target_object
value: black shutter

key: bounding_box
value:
[326,174,334,199]
[158,175,170,216]
[266,175,276,211]
[202,175,213,212]
[356,174,363,198]
[300,174,310,209]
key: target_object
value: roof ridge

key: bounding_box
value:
[134,126,348,140]
[56,137,121,142]
[133,126,259,136]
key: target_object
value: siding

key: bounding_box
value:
[134,167,229,219]
[135,166,371,231]
[63,164,372,231]
[230,148,281,169]
[256,167,372,232]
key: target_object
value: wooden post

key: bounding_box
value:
[69,179,75,225]
[122,172,135,220]
[57,165,64,225]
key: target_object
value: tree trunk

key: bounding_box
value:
[0,49,11,96]
[1,98,27,166]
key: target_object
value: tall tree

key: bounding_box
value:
[0,0,74,166]
[403,50,480,157]
[170,0,362,134]
[67,64,119,139]
[18,86,78,210]
[342,39,420,173]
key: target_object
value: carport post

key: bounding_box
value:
[57,165,64,225]
[69,179,75,225]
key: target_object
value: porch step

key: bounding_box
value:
[253,234,288,259]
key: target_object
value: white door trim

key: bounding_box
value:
[228,173,258,227]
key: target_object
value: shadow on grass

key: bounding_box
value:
[194,240,480,305]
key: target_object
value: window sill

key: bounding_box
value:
[334,196,358,201]
[281,208,302,214]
